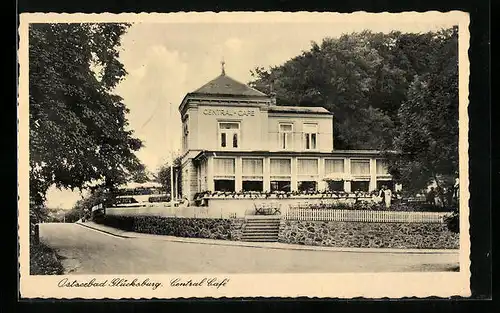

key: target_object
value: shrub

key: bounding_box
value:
[444,210,459,233]
[96,214,237,240]
[94,215,135,231]
[296,201,454,212]
[30,242,65,275]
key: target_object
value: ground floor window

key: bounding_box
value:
[377,180,394,191]
[242,180,263,192]
[271,180,291,192]
[351,181,369,192]
[298,181,317,192]
[214,179,235,192]
[327,180,344,191]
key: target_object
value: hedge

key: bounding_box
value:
[94,214,243,240]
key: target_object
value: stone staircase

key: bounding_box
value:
[241,216,281,242]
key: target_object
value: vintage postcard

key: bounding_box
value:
[18,11,471,299]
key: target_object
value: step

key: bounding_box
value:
[245,225,279,229]
[241,238,278,242]
[243,228,279,232]
[245,225,279,228]
[245,221,281,225]
[241,235,279,239]
[245,216,281,220]
[244,230,279,233]
[242,232,279,236]
[243,233,279,237]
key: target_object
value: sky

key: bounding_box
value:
[44,13,459,209]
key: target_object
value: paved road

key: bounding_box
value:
[39,223,459,274]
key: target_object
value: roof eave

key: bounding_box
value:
[188,92,269,99]
[268,110,333,116]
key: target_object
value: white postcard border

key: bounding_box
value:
[18,11,471,299]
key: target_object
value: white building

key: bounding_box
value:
[178,68,396,201]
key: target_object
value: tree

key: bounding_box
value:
[155,157,182,196]
[29,23,144,209]
[65,187,111,223]
[389,27,458,195]
[249,31,406,150]
[249,29,458,152]
[130,163,151,184]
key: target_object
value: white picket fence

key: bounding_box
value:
[284,208,449,223]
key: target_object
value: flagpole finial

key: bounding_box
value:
[221,58,226,76]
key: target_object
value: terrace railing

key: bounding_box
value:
[284,207,449,223]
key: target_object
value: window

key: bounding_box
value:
[303,123,318,150]
[351,181,369,192]
[376,159,389,175]
[242,158,263,176]
[278,123,293,150]
[214,180,235,192]
[297,159,319,175]
[182,118,189,151]
[219,122,240,148]
[298,181,317,192]
[242,181,263,192]
[270,158,291,192]
[271,181,291,192]
[242,158,263,192]
[270,158,291,176]
[297,159,318,192]
[327,181,344,191]
[214,158,235,175]
[325,159,344,174]
[351,159,370,175]
[213,158,235,192]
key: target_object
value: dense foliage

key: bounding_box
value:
[95,215,235,240]
[155,156,182,196]
[65,187,111,222]
[390,27,459,193]
[249,27,459,193]
[30,242,65,275]
[29,23,143,208]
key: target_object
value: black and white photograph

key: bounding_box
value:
[18,11,471,298]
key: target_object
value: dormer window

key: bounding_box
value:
[219,122,240,148]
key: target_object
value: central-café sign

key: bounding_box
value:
[203,108,255,117]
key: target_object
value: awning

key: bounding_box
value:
[120,181,163,189]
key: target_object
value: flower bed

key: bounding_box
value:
[292,201,454,212]
[194,190,377,202]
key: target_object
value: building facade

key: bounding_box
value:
[178,69,395,200]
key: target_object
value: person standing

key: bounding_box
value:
[435,186,444,207]
[383,185,392,208]
[427,187,436,205]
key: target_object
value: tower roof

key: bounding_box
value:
[189,73,268,98]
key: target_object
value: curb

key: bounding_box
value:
[76,222,133,239]
[76,222,459,255]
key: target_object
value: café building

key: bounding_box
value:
[178,66,396,201]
